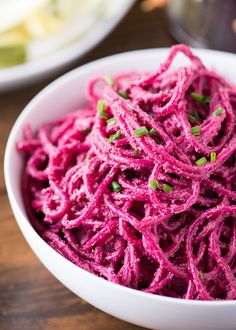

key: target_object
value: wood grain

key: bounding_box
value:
[0,2,174,329]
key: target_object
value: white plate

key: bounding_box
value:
[4,48,236,330]
[0,0,134,91]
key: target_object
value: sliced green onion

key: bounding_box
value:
[85,157,90,163]
[118,90,129,99]
[104,75,114,87]
[97,99,108,119]
[212,107,224,116]
[149,180,159,190]
[199,271,204,281]
[191,92,211,104]
[210,152,216,162]
[133,126,149,137]
[163,183,173,192]
[99,112,108,119]
[194,111,200,120]
[97,99,105,112]
[187,114,197,123]
[195,157,207,166]
[106,118,116,127]
[107,131,121,143]
[148,128,156,135]
[191,126,200,136]
[111,181,122,192]
[133,149,139,156]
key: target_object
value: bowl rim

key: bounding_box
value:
[4,47,236,306]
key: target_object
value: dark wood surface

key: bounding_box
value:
[0,2,175,330]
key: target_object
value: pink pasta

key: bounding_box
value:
[18,45,236,300]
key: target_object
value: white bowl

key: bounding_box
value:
[4,48,236,330]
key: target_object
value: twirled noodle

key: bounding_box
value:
[18,45,236,300]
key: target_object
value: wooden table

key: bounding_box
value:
[0,2,175,329]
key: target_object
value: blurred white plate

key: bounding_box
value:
[0,0,135,91]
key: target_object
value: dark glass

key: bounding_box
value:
[167,0,236,53]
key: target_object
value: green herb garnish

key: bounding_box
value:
[210,152,216,162]
[107,131,121,143]
[111,181,122,192]
[118,90,129,99]
[194,111,200,120]
[106,118,116,127]
[187,114,197,123]
[191,126,200,136]
[191,92,211,104]
[149,180,159,190]
[133,149,139,156]
[212,107,224,116]
[195,157,207,166]
[148,128,156,135]
[163,183,173,192]
[133,126,149,137]
[199,271,204,281]
[97,99,108,119]
[104,75,114,87]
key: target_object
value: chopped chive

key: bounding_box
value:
[148,128,156,135]
[107,131,121,143]
[133,148,139,156]
[191,126,200,136]
[133,126,149,137]
[85,157,90,162]
[212,107,224,116]
[99,112,108,119]
[191,92,211,104]
[195,157,207,166]
[97,99,105,112]
[210,152,216,162]
[111,180,122,192]
[118,90,129,99]
[187,114,197,123]
[163,183,173,192]
[194,111,200,120]
[149,180,159,190]
[97,99,108,119]
[199,271,204,281]
[104,75,114,87]
[106,118,116,127]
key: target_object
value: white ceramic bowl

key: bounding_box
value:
[4,48,236,330]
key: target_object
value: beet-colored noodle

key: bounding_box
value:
[18,45,236,300]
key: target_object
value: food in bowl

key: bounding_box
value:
[0,0,117,67]
[18,45,236,301]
